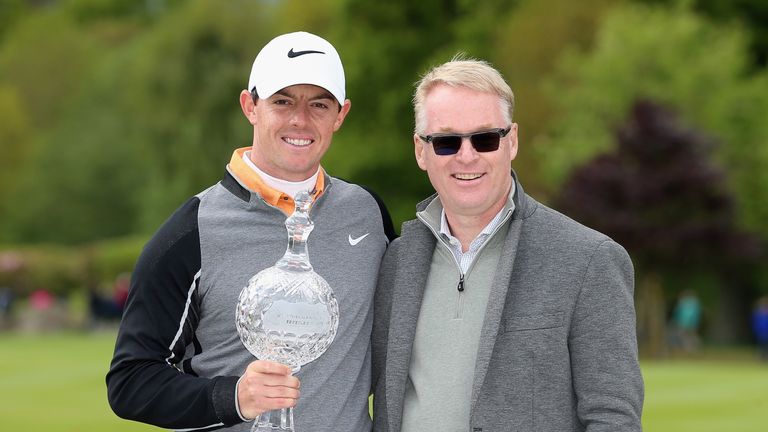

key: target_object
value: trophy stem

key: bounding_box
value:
[252,408,294,432]
[276,190,314,272]
[282,406,293,430]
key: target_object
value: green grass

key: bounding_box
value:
[643,355,768,432]
[0,331,157,431]
[1,332,767,431]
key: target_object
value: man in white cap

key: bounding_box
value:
[107,31,395,432]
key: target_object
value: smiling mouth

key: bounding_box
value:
[283,137,313,147]
[453,173,483,181]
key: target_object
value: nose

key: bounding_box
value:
[454,137,478,162]
[290,103,310,127]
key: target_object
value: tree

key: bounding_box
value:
[557,99,761,354]
[0,9,105,243]
[488,0,620,199]
[538,2,768,238]
[0,0,27,43]
[640,0,768,65]
[0,85,31,241]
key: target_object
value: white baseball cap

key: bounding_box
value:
[247,31,346,105]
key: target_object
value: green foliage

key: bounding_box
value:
[1,0,767,243]
[273,0,342,33]
[538,2,768,237]
[641,0,768,65]
[488,0,621,199]
[61,0,185,23]
[0,0,27,42]
[0,85,31,229]
[0,9,100,120]
[0,6,139,243]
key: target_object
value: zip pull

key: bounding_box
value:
[457,273,465,292]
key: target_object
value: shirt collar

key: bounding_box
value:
[438,180,517,242]
[226,147,325,214]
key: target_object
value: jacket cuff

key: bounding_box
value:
[212,375,243,426]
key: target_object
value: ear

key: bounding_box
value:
[239,90,258,125]
[333,99,352,131]
[414,134,428,171]
[507,123,519,162]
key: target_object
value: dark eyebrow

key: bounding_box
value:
[274,89,335,101]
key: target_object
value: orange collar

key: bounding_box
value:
[227,147,325,215]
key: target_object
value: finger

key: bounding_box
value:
[244,361,301,389]
[241,382,300,406]
[247,360,293,376]
[244,370,300,388]
[256,385,301,401]
[263,375,300,390]
[257,396,298,411]
[238,388,298,419]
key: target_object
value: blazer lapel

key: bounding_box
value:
[385,220,435,432]
[470,193,526,410]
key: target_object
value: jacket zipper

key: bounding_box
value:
[417,208,514,320]
[455,272,465,319]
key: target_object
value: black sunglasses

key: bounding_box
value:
[418,126,512,156]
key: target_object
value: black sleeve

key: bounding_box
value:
[359,185,398,242]
[106,197,242,430]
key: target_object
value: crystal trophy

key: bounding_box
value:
[235,190,339,432]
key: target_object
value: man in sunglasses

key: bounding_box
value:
[372,56,643,431]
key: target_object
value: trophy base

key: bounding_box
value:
[252,407,295,432]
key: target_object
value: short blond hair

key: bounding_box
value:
[413,54,514,134]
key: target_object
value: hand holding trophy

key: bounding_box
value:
[235,190,339,432]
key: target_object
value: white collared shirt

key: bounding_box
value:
[439,182,516,273]
[243,150,319,198]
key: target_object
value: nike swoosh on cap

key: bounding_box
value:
[348,233,370,246]
[287,48,325,58]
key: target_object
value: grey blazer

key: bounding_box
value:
[372,177,643,432]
